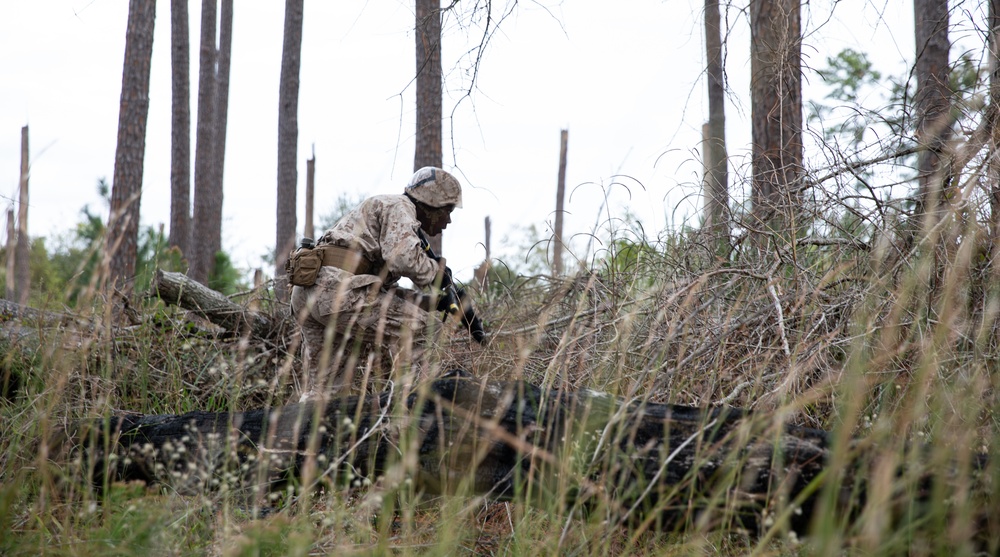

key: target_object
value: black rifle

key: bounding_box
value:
[418,231,486,344]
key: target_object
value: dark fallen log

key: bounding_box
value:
[68,370,845,535]
[150,270,286,339]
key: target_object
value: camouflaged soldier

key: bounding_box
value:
[290,167,462,399]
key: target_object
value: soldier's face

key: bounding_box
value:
[419,205,454,236]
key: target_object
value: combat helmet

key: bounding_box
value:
[405,167,463,208]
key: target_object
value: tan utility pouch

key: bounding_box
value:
[285,245,373,287]
[285,247,324,287]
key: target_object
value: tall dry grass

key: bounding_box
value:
[1,176,999,555]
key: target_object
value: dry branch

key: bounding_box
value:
[150,269,285,339]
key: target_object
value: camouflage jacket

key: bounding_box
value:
[316,194,438,288]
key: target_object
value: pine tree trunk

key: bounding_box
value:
[205,0,233,275]
[190,0,218,284]
[414,0,444,255]
[990,0,1000,266]
[275,0,304,302]
[553,129,568,276]
[305,146,315,241]
[704,0,730,253]
[913,0,951,224]
[108,0,156,297]
[749,0,802,243]
[5,208,14,301]
[15,125,30,305]
[168,0,191,259]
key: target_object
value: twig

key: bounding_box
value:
[796,236,871,250]
[715,373,779,406]
[768,283,791,357]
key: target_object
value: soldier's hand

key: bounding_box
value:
[435,258,454,290]
[436,288,457,313]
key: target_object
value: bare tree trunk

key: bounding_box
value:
[250,267,263,312]
[987,0,1000,262]
[415,0,444,255]
[913,0,952,225]
[305,145,315,240]
[749,0,802,244]
[168,0,191,259]
[474,216,491,289]
[189,0,218,284]
[204,0,233,278]
[991,0,1000,244]
[107,0,156,297]
[15,126,29,305]
[275,0,304,302]
[553,129,568,276]
[5,208,14,300]
[704,0,730,253]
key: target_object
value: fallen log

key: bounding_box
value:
[69,370,846,534]
[150,270,286,339]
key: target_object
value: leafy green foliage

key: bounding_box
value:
[0,180,247,306]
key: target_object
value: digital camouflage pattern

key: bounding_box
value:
[291,194,441,396]
[405,166,463,208]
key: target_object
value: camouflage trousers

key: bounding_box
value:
[290,268,434,397]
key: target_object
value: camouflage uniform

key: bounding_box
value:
[290,194,441,395]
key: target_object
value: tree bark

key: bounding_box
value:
[206,0,233,274]
[704,0,730,252]
[305,145,315,241]
[553,130,568,276]
[168,0,191,259]
[81,372,834,533]
[749,0,802,243]
[189,0,218,285]
[913,0,951,224]
[150,269,284,339]
[991,0,1000,244]
[415,0,444,255]
[275,0,304,303]
[5,208,14,300]
[108,0,156,297]
[15,126,29,305]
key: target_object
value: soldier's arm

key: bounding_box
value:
[379,203,438,286]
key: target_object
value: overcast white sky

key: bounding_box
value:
[0,0,932,283]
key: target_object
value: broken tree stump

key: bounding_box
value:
[150,270,286,339]
[71,371,842,534]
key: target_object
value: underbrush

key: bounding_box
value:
[1,216,999,556]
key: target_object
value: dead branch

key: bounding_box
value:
[149,269,286,339]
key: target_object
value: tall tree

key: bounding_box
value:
[275,0,304,302]
[305,145,315,241]
[749,0,803,242]
[553,129,568,276]
[15,126,29,305]
[207,0,233,276]
[189,0,218,284]
[5,208,13,301]
[704,0,730,252]
[414,0,444,254]
[913,0,951,224]
[168,0,191,259]
[990,0,1000,245]
[107,0,156,296]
